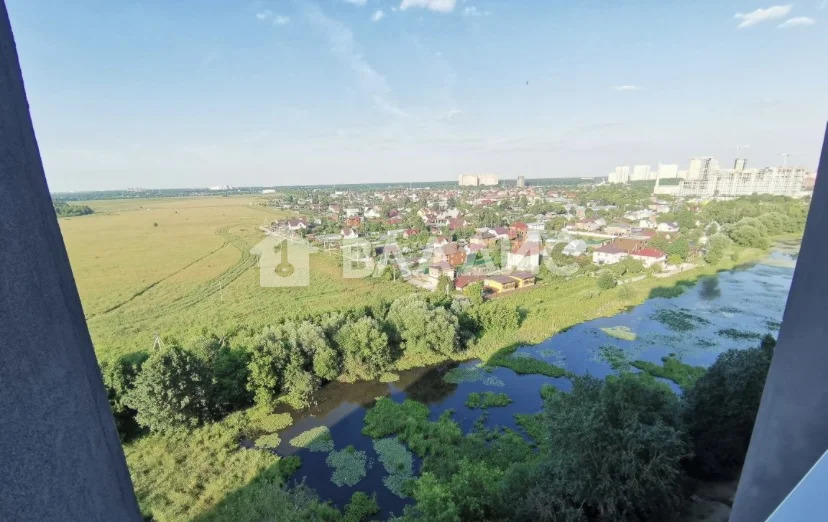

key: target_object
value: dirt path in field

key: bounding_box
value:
[87,225,256,321]
[86,239,231,319]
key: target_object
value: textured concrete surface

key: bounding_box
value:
[0,2,141,520]
[731,123,828,521]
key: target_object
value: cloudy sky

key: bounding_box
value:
[7,1,827,191]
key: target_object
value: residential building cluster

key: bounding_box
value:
[458,174,499,186]
[609,156,814,198]
[264,179,713,297]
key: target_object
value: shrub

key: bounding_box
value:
[596,271,617,290]
[631,355,706,390]
[335,317,392,380]
[100,352,149,440]
[126,346,213,433]
[487,346,569,378]
[465,392,512,409]
[684,336,774,478]
[536,373,688,520]
[463,281,485,305]
[343,492,379,522]
[362,398,430,438]
[387,294,460,356]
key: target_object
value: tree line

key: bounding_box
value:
[53,199,94,217]
[101,292,521,438]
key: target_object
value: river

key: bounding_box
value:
[272,245,797,518]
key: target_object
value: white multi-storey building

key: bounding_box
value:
[657,164,679,179]
[678,166,807,197]
[687,157,719,180]
[608,166,630,184]
[631,164,652,181]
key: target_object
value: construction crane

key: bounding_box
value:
[778,152,793,167]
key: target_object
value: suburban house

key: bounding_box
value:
[448,217,468,231]
[630,248,667,268]
[592,243,626,265]
[364,207,381,219]
[657,221,680,233]
[484,275,519,293]
[470,231,497,247]
[573,217,606,232]
[403,228,420,239]
[432,236,449,248]
[432,242,467,267]
[345,216,362,228]
[493,227,512,240]
[604,222,632,236]
[506,241,541,270]
[509,271,536,288]
[428,262,456,281]
[510,222,529,239]
[340,227,358,240]
[286,219,307,232]
[454,274,485,291]
[345,208,361,217]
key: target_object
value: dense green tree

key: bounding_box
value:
[188,334,252,415]
[684,336,775,478]
[126,346,213,432]
[387,294,460,357]
[101,352,149,440]
[462,281,485,306]
[536,373,688,520]
[53,199,94,217]
[666,238,690,261]
[246,327,293,409]
[335,317,392,380]
[728,224,768,249]
[596,271,617,290]
[470,301,521,332]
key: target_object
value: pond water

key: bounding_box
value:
[274,247,797,518]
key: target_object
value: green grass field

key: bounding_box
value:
[59,196,411,362]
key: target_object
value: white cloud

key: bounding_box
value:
[256,10,273,20]
[304,3,408,118]
[344,0,367,5]
[613,85,640,92]
[734,5,792,28]
[778,16,816,27]
[372,9,385,22]
[399,0,457,13]
[463,6,491,17]
[273,15,290,25]
[437,109,462,121]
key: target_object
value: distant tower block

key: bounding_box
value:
[458,175,479,186]
[517,176,526,187]
[734,158,748,172]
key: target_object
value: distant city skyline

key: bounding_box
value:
[7,1,827,192]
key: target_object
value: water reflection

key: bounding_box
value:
[699,277,721,300]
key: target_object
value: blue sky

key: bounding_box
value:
[7,0,828,191]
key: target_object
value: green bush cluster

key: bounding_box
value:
[465,391,512,409]
[105,293,521,437]
[486,346,570,378]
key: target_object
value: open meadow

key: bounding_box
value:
[58,196,411,363]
